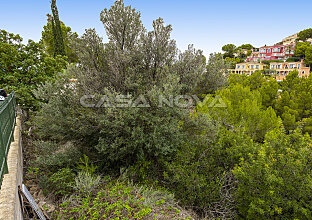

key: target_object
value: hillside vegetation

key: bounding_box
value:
[2,0,312,219]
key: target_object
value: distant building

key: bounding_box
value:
[282,33,298,45]
[233,49,249,57]
[246,44,295,62]
[230,62,265,75]
[270,60,310,80]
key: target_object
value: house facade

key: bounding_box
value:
[282,33,298,45]
[270,60,310,81]
[231,62,265,75]
[246,44,296,62]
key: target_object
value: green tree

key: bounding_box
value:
[234,128,312,219]
[100,0,144,51]
[34,0,209,173]
[197,53,230,95]
[51,0,65,56]
[294,42,312,66]
[305,46,312,67]
[222,44,236,58]
[294,42,310,58]
[0,30,67,110]
[225,57,245,69]
[297,28,312,41]
[198,83,280,142]
[274,71,312,133]
[237,44,254,50]
[41,14,79,63]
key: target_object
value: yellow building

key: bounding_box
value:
[270,60,310,81]
[231,62,265,75]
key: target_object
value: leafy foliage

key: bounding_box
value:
[34,0,210,174]
[0,29,67,110]
[222,44,236,58]
[48,168,75,197]
[50,0,65,56]
[234,128,312,219]
[56,180,193,220]
[297,28,312,42]
[42,14,79,63]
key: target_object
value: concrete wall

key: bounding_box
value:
[0,114,23,220]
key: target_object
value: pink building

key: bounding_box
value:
[246,44,295,62]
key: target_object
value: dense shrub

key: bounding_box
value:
[163,128,259,219]
[234,128,312,219]
[48,168,76,197]
[33,140,81,174]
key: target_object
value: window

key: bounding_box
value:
[271,65,275,69]
[268,49,271,53]
[302,71,305,74]
[290,64,293,68]
[251,65,254,69]
[298,64,301,69]
[242,65,245,69]
[237,65,240,69]
[256,65,259,69]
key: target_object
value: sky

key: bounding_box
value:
[1,0,312,57]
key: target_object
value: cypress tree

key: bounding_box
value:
[51,0,65,56]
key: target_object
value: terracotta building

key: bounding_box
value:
[270,60,310,81]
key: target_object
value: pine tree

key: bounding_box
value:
[51,0,65,56]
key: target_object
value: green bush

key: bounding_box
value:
[72,171,101,193]
[163,128,259,219]
[56,180,193,220]
[48,168,76,197]
[34,140,81,174]
[234,128,312,219]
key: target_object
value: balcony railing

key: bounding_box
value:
[0,92,16,189]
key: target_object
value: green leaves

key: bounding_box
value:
[298,28,312,42]
[41,14,79,63]
[100,0,144,51]
[0,30,67,110]
[198,83,280,142]
[234,128,312,219]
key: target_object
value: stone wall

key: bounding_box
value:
[0,114,23,220]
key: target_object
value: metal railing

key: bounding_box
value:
[0,92,16,189]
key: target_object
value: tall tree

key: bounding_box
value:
[51,0,65,56]
[42,14,78,63]
[197,53,230,94]
[297,28,312,41]
[222,44,236,58]
[100,0,144,52]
